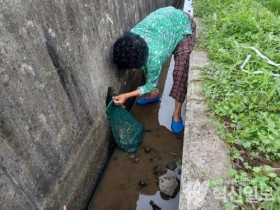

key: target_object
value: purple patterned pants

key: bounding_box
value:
[169,13,196,103]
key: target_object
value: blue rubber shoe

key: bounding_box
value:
[171,117,184,134]
[136,95,160,105]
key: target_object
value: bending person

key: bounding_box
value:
[113,6,196,134]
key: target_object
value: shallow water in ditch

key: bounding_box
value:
[136,166,182,210]
[88,59,184,210]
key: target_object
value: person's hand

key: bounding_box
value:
[113,93,127,105]
[149,88,159,97]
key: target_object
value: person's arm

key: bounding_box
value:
[113,59,161,105]
[138,63,160,96]
[113,89,141,105]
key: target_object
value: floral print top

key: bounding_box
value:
[130,6,192,95]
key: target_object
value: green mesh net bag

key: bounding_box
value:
[106,99,144,153]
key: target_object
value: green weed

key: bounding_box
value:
[195,0,280,209]
[260,0,280,15]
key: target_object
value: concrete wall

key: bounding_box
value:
[0,0,178,209]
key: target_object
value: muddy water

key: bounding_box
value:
[88,59,184,210]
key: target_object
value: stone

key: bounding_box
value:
[158,171,179,198]
[144,147,151,153]
[138,180,147,188]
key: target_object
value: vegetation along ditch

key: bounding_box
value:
[195,0,280,209]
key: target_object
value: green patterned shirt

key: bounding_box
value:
[130,6,192,95]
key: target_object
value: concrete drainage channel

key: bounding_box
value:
[88,18,232,210]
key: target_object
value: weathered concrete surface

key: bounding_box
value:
[179,20,232,209]
[0,1,177,209]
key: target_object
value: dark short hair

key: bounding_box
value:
[113,32,148,70]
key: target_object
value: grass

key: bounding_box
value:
[194,0,280,209]
[261,0,280,14]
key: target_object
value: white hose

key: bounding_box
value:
[240,47,280,77]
